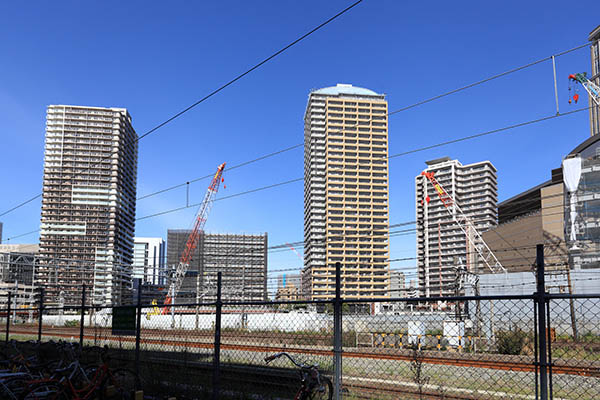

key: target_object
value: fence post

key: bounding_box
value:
[38,288,44,342]
[212,272,222,400]
[135,278,142,390]
[333,261,342,400]
[5,291,11,343]
[535,244,548,400]
[80,284,86,348]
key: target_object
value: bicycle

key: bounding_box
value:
[264,352,333,400]
[21,347,137,400]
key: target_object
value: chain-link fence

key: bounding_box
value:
[2,273,599,399]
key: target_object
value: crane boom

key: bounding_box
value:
[163,162,226,312]
[569,72,600,107]
[421,171,505,274]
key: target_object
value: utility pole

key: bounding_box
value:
[170,270,175,329]
[565,266,578,340]
[13,280,18,322]
[536,244,549,400]
[453,257,461,321]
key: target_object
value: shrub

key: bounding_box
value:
[64,319,80,327]
[496,329,528,355]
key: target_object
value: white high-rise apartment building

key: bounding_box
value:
[39,105,138,306]
[302,84,390,300]
[415,157,497,298]
[133,237,165,285]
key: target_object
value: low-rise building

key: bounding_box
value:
[133,237,166,285]
[276,284,300,301]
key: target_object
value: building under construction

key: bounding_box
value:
[167,231,267,302]
[0,244,38,285]
[0,244,39,309]
[38,105,138,306]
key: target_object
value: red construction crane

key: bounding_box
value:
[162,162,226,313]
[421,171,505,274]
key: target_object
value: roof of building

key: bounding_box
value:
[589,25,600,41]
[313,84,380,97]
[568,134,600,156]
[425,156,452,166]
[497,134,600,223]
[498,179,552,208]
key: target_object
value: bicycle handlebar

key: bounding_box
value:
[264,352,311,369]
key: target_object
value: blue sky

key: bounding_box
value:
[0,1,597,289]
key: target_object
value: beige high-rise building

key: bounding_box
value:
[39,105,138,306]
[302,84,390,300]
[589,25,600,136]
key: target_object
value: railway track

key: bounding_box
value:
[9,326,599,378]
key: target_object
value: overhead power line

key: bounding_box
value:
[2,62,593,239]
[388,106,590,159]
[388,42,589,115]
[0,0,364,218]
[138,144,304,201]
[137,177,303,221]
[139,107,590,221]
[134,42,591,203]
[1,40,590,217]
[1,154,581,244]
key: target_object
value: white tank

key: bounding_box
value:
[444,320,465,348]
[408,321,425,345]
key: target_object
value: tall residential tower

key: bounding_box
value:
[302,84,390,300]
[38,105,138,306]
[415,157,497,298]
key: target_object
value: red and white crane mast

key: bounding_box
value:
[162,162,226,312]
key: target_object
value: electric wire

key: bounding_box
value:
[1,48,591,222]
[387,106,590,159]
[132,108,593,223]
[0,0,364,217]
[133,42,591,203]
[387,42,590,116]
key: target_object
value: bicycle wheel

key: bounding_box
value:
[21,382,69,400]
[308,376,333,400]
[1,375,32,399]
